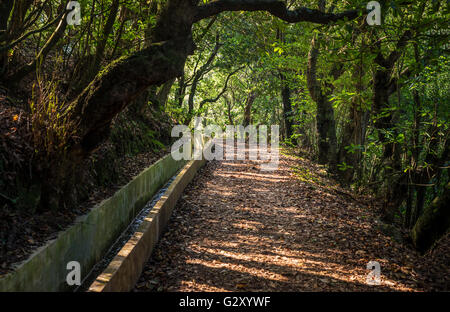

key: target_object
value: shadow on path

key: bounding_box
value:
[134,148,449,292]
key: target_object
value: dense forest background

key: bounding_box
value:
[0,0,448,269]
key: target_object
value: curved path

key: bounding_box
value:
[134,148,449,292]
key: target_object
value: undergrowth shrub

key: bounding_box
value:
[30,78,77,161]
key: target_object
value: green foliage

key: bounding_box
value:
[1,0,448,240]
[30,79,76,160]
[337,162,354,172]
[110,116,165,156]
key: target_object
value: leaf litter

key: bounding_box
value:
[134,147,449,292]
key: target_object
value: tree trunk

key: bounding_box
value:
[33,0,359,208]
[243,91,256,127]
[86,0,121,84]
[6,2,69,83]
[36,0,197,209]
[339,62,364,184]
[411,182,450,253]
[157,78,176,108]
[277,28,294,141]
[281,84,294,140]
[0,0,14,75]
[34,0,359,160]
[225,96,234,125]
[371,32,412,221]
[186,35,221,125]
[306,35,338,167]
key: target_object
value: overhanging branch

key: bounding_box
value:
[199,65,244,109]
[194,0,359,24]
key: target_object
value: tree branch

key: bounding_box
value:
[199,66,244,109]
[7,9,69,82]
[0,10,66,53]
[194,0,359,24]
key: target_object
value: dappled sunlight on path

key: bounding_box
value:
[134,148,449,292]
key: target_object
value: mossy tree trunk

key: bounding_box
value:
[306,34,339,168]
[35,0,359,209]
[371,31,411,221]
[64,0,358,162]
[338,58,365,184]
[243,91,256,127]
[411,182,450,253]
[185,35,221,125]
[281,83,293,140]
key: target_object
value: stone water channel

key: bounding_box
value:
[76,173,180,292]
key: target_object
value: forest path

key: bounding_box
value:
[134,147,448,292]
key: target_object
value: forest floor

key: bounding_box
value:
[1,91,172,275]
[134,147,449,292]
[0,148,168,275]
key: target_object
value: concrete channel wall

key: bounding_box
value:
[88,157,207,292]
[0,154,187,292]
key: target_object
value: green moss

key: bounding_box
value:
[411,182,450,253]
[292,165,325,186]
[86,104,172,188]
[280,147,304,160]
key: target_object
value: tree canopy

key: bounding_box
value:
[0,0,449,254]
